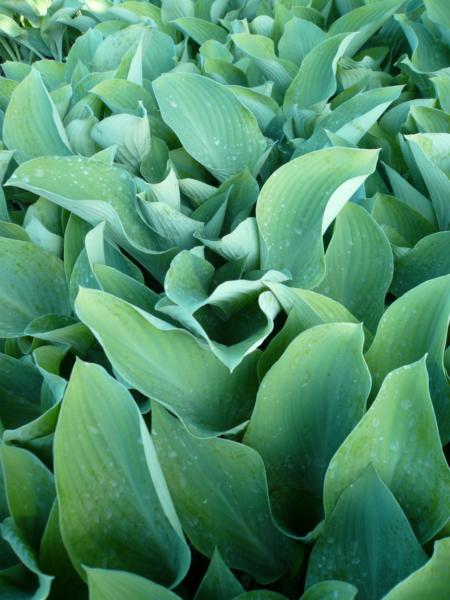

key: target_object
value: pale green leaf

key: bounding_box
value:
[256,147,379,288]
[54,360,190,586]
[153,73,267,182]
[0,238,70,338]
[152,404,299,584]
[316,203,393,333]
[365,275,450,442]
[3,69,71,163]
[324,359,450,543]
[75,288,259,436]
[306,466,427,599]
[245,323,370,535]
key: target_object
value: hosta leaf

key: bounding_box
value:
[161,0,194,21]
[278,17,326,66]
[3,69,71,163]
[1,444,55,550]
[75,288,259,436]
[228,84,278,133]
[432,74,450,113]
[0,354,42,429]
[2,402,61,445]
[306,466,427,599]
[93,264,160,314]
[64,28,103,82]
[152,405,300,584]
[231,33,294,101]
[1,517,54,599]
[328,0,405,55]
[54,360,190,586]
[153,73,267,181]
[411,106,450,134]
[372,193,437,248]
[382,163,436,225]
[396,16,450,74]
[0,458,16,569]
[425,0,450,30]
[197,217,259,271]
[324,359,450,543]
[92,25,175,78]
[365,275,450,442]
[161,253,285,369]
[406,133,450,230]
[91,111,151,173]
[90,79,156,115]
[40,502,85,599]
[244,323,370,535]
[0,238,70,338]
[383,538,450,600]
[7,156,165,255]
[300,581,358,600]
[87,568,181,600]
[258,285,363,378]
[295,85,403,157]
[256,147,379,288]
[174,17,227,44]
[138,200,203,250]
[391,232,450,295]
[194,548,244,600]
[316,203,393,333]
[109,1,171,34]
[284,33,354,114]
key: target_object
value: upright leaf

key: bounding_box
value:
[316,203,393,333]
[256,147,379,288]
[245,323,370,535]
[324,360,450,543]
[87,568,181,600]
[194,548,244,600]
[54,360,190,586]
[153,405,299,584]
[154,73,267,181]
[0,239,70,337]
[3,69,71,163]
[306,467,427,600]
[75,288,259,436]
[383,538,450,600]
[1,444,55,550]
[365,275,450,442]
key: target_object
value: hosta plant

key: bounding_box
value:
[0,0,449,599]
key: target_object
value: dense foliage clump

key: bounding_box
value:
[0,0,449,598]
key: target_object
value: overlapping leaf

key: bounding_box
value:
[0,1,448,597]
